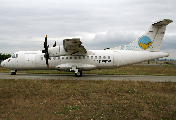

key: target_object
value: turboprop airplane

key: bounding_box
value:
[1,19,173,77]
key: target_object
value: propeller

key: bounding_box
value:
[42,35,49,68]
[53,41,56,47]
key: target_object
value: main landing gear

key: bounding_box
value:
[70,66,82,77]
[11,70,17,75]
[75,71,82,77]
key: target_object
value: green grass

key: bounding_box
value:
[0,80,176,119]
[1,65,176,119]
[1,65,176,76]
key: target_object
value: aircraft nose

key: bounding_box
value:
[1,60,5,67]
[1,59,8,68]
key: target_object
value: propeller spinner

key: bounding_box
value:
[42,35,50,68]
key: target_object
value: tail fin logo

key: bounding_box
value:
[138,36,152,50]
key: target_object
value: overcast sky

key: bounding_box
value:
[0,0,176,59]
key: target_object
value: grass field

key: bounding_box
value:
[0,80,176,119]
[0,65,176,119]
[0,65,176,76]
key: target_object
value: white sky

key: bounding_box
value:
[0,0,176,59]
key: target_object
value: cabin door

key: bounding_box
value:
[113,51,119,66]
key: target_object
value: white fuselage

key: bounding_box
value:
[1,50,169,71]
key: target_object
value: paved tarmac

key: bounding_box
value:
[0,73,175,82]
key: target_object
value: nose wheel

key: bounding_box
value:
[11,70,17,75]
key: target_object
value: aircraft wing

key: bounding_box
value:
[63,38,87,55]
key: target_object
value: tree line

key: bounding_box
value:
[0,53,11,61]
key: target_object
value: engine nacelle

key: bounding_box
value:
[48,46,67,57]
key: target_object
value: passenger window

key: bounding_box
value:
[74,56,77,59]
[79,56,81,59]
[87,56,89,59]
[70,57,72,59]
[62,57,64,59]
[58,57,60,60]
[99,56,101,59]
[95,56,97,59]
[66,57,68,59]
[108,56,110,59]
[16,54,18,58]
[91,56,93,59]
[103,56,106,59]
[83,56,85,59]
[53,57,56,60]
[41,57,43,60]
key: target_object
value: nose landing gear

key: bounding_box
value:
[11,70,17,75]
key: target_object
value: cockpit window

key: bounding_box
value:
[12,54,18,58]
[12,54,15,58]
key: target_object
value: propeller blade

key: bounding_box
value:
[53,41,56,47]
[46,53,49,68]
[45,35,47,48]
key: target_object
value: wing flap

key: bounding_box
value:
[63,38,87,55]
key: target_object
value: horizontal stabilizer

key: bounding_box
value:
[152,19,173,26]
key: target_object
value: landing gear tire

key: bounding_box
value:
[11,70,17,75]
[75,71,82,77]
[11,72,16,75]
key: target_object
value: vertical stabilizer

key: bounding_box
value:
[110,19,173,52]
